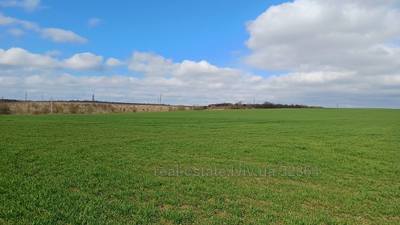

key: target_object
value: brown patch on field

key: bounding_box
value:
[159,204,174,211]
[68,187,80,193]
[180,204,192,210]
[214,210,229,218]
[160,218,174,225]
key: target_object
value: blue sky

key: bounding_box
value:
[1,0,283,67]
[1,0,400,107]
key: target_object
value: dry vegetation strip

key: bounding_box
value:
[0,101,192,115]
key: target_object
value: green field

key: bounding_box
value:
[1,109,399,224]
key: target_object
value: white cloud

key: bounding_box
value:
[0,48,104,71]
[41,28,87,44]
[0,13,39,30]
[128,52,177,77]
[234,0,400,107]
[245,0,400,74]
[0,47,58,69]
[106,57,123,67]
[88,17,101,28]
[1,48,400,107]
[63,52,103,70]
[0,0,41,11]
[0,13,87,44]
[0,13,14,25]
[1,48,399,107]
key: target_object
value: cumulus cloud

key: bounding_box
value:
[245,0,400,74]
[0,13,87,44]
[236,0,400,107]
[41,28,87,44]
[0,48,104,71]
[0,47,58,69]
[0,0,41,11]
[2,48,399,107]
[106,58,123,67]
[128,52,177,76]
[0,51,268,104]
[63,53,103,70]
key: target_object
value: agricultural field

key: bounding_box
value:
[0,109,399,224]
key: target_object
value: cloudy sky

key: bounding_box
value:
[1,0,399,107]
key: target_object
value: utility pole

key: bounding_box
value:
[92,93,95,102]
[50,97,53,114]
[26,92,30,113]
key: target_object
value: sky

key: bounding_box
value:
[1,0,400,107]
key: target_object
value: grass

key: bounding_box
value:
[0,109,399,224]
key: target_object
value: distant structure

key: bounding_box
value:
[92,94,95,102]
[208,102,318,109]
[158,94,162,104]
